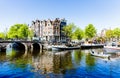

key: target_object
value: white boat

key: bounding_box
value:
[104,41,120,53]
[90,50,110,58]
[104,46,120,52]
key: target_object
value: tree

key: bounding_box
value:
[85,24,96,38]
[73,28,84,40]
[62,23,76,39]
[7,24,30,39]
[113,28,120,41]
[28,29,34,40]
[105,29,114,41]
[96,37,106,44]
[0,32,5,39]
[18,25,29,39]
[7,24,20,38]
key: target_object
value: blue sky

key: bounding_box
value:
[0,0,120,33]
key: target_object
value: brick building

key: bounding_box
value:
[30,18,67,41]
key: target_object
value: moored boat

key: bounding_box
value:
[52,46,80,51]
[90,50,110,58]
[81,44,104,49]
[104,46,120,53]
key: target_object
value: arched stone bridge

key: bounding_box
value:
[0,40,44,52]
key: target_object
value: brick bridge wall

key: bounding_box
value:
[0,41,44,52]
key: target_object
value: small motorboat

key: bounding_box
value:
[90,50,110,58]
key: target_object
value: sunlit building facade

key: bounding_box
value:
[30,18,67,41]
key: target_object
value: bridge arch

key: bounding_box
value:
[6,41,26,57]
[31,43,42,55]
[22,43,28,57]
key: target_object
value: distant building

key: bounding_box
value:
[30,18,67,41]
[100,28,107,37]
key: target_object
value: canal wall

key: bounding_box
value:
[0,41,104,53]
[0,41,44,52]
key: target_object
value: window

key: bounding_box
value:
[48,24,50,26]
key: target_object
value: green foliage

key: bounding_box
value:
[18,25,29,39]
[85,24,97,38]
[62,23,84,40]
[62,23,76,39]
[7,24,20,38]
[97,37,106,43]
[73,28,84,40]
[28,29,34,39]
[0,32,5,39]
[113,28,120,40]
[72,34,77,40]
[105,28,120,41]
[7,24,32,39]
[105,29,113,40]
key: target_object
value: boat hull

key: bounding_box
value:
[52,46,80,51]
[104,46,120,53]
[90,50,110,58]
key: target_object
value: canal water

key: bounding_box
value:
[0,49,120,78]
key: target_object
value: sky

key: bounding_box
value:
[0,0,120,33]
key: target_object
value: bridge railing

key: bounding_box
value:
[0,40,41,43]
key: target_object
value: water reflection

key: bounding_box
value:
[53,51,72,74]
[0,52,6,61]
[32,51,73,74]
[1,48,120,78]
[10,57,32,69]
[85,52,96,71]
[6,47,25,58]
[73,50,83,65]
